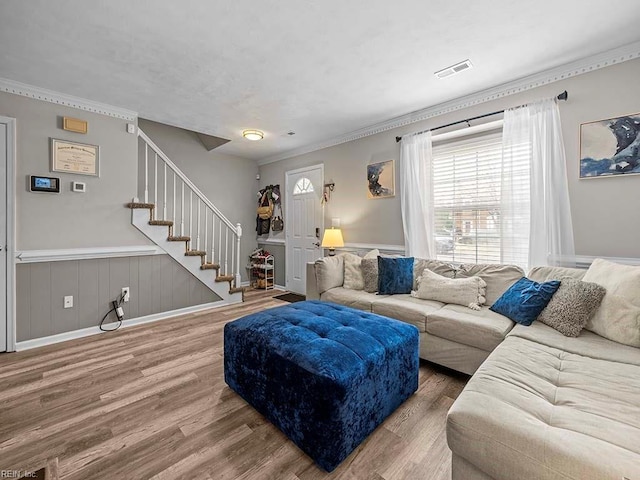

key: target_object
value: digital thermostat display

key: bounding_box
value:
[30,175,60,193]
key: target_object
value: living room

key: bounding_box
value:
[0,1,639,479]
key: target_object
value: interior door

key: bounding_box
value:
[0,122,7,352]
[285,165,323,295]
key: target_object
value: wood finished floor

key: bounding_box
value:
[0,289,468,480]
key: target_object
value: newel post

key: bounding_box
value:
[235,223,242,287]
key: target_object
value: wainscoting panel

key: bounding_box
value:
[16,254,219,342]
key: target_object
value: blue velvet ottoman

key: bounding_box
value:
[223,300,419,471]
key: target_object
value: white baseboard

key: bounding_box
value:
[14,300,231,351]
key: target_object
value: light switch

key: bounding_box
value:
[126,123,136,134]
[64,296,73,309]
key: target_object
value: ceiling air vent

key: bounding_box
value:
[435,59,473,79]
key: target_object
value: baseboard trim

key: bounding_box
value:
[15,300,229,351]
[16,245,165,263]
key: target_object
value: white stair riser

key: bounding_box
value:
[131,209,241,304]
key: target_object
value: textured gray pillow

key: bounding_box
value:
[361,257,378,293]
[537,278,606,337]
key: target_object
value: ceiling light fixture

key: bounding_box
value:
[242,129,264,141]
[435,59,473,79]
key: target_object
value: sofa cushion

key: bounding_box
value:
[528,265,586,282]
[537,278,606,337]
[372,295,444,332]
[343,249,379,290]
[447,332,640,480]
[412,269,486,310]
[582,258,640,347]
[457,263,524,306]
[508,321,640,366]
[378,256,414,295]
[413,258,457,289]
[361,257,378,293]
[489,277,560,326]
[320,288,385,312]
[315,256,344,295]
[426,305,515,352]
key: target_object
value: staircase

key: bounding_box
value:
[127,129,244,304]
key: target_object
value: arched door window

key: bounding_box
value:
[293,177,314,195]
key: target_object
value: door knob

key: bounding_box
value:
[313,242,320,248]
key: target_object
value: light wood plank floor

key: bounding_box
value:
[0,290,468,480]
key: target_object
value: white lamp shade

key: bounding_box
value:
[321,228,344,248]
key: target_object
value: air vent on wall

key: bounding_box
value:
[435,59,473,79]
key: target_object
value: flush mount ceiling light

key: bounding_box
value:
[242,129,264,141]
[435,59,473,79]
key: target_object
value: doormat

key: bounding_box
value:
[274,293,306,303]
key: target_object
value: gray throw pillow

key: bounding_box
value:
[361,258,378,293]
[537,278,606,337]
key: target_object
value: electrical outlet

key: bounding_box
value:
[64,295,73,309]
[122,287,130,303]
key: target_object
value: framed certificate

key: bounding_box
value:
[51,138,100,176]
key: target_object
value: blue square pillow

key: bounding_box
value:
[490,277,560,326]
[377,256,414,295]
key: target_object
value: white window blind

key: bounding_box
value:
[432,131,530,267]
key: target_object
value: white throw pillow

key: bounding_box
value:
[582,258,640,347]
[343,249,379,290]
[412,268,487,310]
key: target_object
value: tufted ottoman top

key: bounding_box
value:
[226,300,418,389]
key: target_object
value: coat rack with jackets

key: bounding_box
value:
[256,184,282,235]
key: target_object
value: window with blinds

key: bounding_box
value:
[432,130,530,267]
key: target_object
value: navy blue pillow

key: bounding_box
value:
[377,256,414,295]
[490,277,560,326]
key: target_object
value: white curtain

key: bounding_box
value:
[400,131,435,259]
[502,98,575,268]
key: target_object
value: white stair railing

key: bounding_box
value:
[138,129,242,288]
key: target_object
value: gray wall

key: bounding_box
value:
[259,58,640,259]
[15,254,218,342]
[138,119,258,281]
[0,91,149,250]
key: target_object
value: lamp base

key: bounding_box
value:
[327,248,336,256]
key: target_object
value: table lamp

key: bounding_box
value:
[321,228,344,256]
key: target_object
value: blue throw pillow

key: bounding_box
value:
[490,277,560,326]
[377,256,414,295]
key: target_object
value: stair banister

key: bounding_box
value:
[137,129,239,235]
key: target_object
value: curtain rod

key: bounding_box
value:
[395,90,568,143]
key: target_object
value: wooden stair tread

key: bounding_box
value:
[149,220,173,226]
[229,286,245,294]
[200,263,220,270]
[185,250,207,256]
[168,236,190,242]
[215,275,234,282]
[126,202,155,209]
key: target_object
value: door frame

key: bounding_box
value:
[0,116,16,352]
[284,163,324,293]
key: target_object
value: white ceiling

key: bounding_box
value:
[1,1,640,161]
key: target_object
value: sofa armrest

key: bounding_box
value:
[306,262,320,300]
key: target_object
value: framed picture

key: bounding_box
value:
[51,138,100,176]
[580,113,640,179]
[367,160,395,199]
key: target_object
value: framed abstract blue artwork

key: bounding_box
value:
[367,159,395,198]
[580,113,640,179]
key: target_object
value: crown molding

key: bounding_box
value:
[0,77,138,121]
[258,41,640,165]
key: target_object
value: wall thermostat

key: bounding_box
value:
[72,181,86,193]
[30,175,60,193]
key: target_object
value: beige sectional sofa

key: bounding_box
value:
[447,264,640,480]
[307,258,640,480]
[306,255,525,375]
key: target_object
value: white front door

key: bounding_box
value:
[285,165,323,295]
[0,121,7,352]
